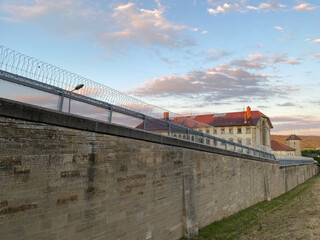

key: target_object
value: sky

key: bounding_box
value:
[0,0,319,135]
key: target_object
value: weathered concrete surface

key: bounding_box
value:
[0,98,318,240]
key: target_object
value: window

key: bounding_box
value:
[221,128,225,134]
[229,128,233,134]
[191,136,194,141]
[246,128,251,134]
[206,129,210,134]
[206,139,210,145]
[213,129,217,134]
[238,139,242,144]
[237,128,242,134]
[246,139,251,145]
[213,114,226,117]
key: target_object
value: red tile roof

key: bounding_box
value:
[184,110,272,128]
[136,110,272,131]
[271,140,296,151]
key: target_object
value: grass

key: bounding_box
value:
[184,177,316,240]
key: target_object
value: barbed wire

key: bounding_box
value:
[0,45,273,153]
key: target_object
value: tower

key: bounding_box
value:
[286,134,301,156]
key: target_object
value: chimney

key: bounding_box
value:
[246,106,251,120]
[163,112,169,120]
[244,106,251,123]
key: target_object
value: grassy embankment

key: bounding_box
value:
[184,176,317,240]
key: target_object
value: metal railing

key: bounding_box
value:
[275,154,316,167]
[0,46,279,160]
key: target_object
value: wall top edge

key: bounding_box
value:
[0,97,278,164]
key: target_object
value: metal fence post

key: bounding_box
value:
[109,107,113,123]
[58,91,64,112]
[143,116,146,130]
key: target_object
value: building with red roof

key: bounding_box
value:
[271,140,296,156]
[137,106,273,148]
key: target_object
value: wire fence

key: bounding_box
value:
[1,45,315,166]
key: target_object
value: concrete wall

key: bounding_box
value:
[0,98,318,240]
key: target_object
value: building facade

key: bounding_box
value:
[271,140,296,156]
[137,107,273,149]
[286,134,302,156]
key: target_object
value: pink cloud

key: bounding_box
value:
[219,53,301,70]
[247,2,286,11]
[271,115,320,135]
[99,2,194,50]
[128,65,289,102]
[0,0,194,50]
[293,3,316,11]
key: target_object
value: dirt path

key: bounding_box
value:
[239,175,320,240]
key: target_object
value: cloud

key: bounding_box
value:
[5,94,58,110]
[207,0,247,6]
[272,127,320,135]
[201,30,208,34]
[128,65,290,102]
[205,49,231,61]
[311,100,320,105]
[128,52,303,106]
[293,3,316,11]
[272,54,301,64]
[312,53,320,58]
[0,0,195,51]
[271,116,312,122]
[278,57,300,64]
[313,39,320,44]
[274,26,283,31]
[207,0,289,15]
[207,1,315,15]
[247,2,286,11]
[271,115,320,135]
[245,44,265,50]
[99,2,195,50]
[0,0,77,21]
[220,53,301,70]
[208,3,240,15]
[220,54,269,69]
[0,0,101,37]
[257,105,269,109]
[277,102,296,107]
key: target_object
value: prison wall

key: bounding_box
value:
[0,98,317,240]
